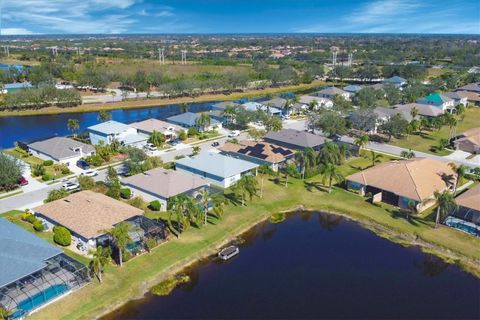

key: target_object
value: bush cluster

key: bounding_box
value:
[149,200,161,211]
[53,226,71,246]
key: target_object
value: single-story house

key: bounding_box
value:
[444,92,468,107]
[343,84,363,95]
[211,101,241,111]
[88,120,149,148]
[453,128,480,154]
[220,140,294,172]
[317,87,351,100]
[456,82,480,94]
[416,93,455,112]
[446,184,480,237]
[3,82,33,93]
[346,158,456,213]
[166,112,221,132]
[468,67,480,74]
[299,95,334,110]
[0,218,88,318]
[130,118,184,142]
[264,129,327,151]
[33,191,164,252]
[242,101,282,116]
[262,97,288,109]
[121,168,210,211]
[372,107,413,133]
[176,151,259,188]
[393,103,444,118]
[27,137,95,167]
[383,76,407,88]
[454,90,480,106]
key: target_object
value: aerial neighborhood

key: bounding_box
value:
[0,32,479,320]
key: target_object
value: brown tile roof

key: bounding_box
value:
[220,140,294,164]
[394,103,444,117]
[455,91,480,102]
[346,158,456,202]
[33,191,143,239]
[130,118,183,134]
[455,184,480,211]
[457,128,480,146]
[122,168,209,199]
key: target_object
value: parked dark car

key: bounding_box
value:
[18,176,28,186]
[76,159,90,170]
[211,141,220,147]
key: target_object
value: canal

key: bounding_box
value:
[103,212,480,319]
[0,102,214,149]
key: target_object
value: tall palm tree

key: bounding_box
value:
[368,150,382,167]
[107,222,132,267]
[98,110,112,122]
[449,163,467,194]
[90,246,111,283]
[199,188,211,225]
[180,103,189,113]
[195,112,211,132]
[295,147,316,179]
[221,105,237,125]
[234,175,258,206]
[319,163,343,193]
[67,118,80,137]
[308,100,318,111]
[354,134,369,154]
[317,141,341,165]
[211,193,226,219]
[410,106,419,119]
[433,191,456,228]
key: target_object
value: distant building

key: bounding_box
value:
[444,92,468,107]
[130,118,184,142]
[87,120,149,147]
[264,129,327,151]
[242,101,282,116]
[456,82,480,94]
[467,66,480,74]
[176,151,259,188]
[454,90,480,106]
[343,84,363,95]
[3,82,33,93]
[383,76,407,88]
[166,112,222,132]
[28,137,95,167]
[317,87,351,100]
[416,93,455,112]
[298,95,333,110]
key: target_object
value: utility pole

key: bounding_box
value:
[332,50,337,67]
[158,47,165,64]
[181,50,187,65]
[347,53,353,68]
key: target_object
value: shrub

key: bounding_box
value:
[187,127,197,137]
[150,200,161,211]
[120,188,132,199]
[128,196,147,209]
[42,173,52,181]
[33,219,45,232]
[178,131,187,141]
[43,160,54,166]
[61,166,70,174]
[53,226,71,246]
[145,237,158,252]
[78,175,95,190]
[45,188,69,203]
[32,164,45,177]
[122,250,132,262]
[25,213,37,224]
[163,162,175,170]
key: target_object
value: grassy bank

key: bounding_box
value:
[28,156,480,320]
[0,80,327,117]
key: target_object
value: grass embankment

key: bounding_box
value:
[25,154,480,320]
[150,275,190,296]
[0,80,327,117]
[390,107,480,155]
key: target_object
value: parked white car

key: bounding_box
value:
[228,130,240,137]
[81,169,98,177]
[62,181,80,191]
[145,143,158,152]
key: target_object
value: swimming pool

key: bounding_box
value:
[13,284,70,318]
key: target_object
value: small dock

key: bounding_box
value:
[218,245,239,260]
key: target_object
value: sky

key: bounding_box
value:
[1,0,479,35]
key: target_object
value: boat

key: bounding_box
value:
[218,245,239,260]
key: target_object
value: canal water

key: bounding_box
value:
[0,102,214,149]
[103,212,480,319]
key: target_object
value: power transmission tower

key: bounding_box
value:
[3,45,9,57]
[52,46,58,56]
[332,50,337,67]
[181,50,187,65]
[347,53,353,68]
[158,47,165,64]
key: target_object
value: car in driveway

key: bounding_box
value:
[76,159,90,170]
[62,181,80,191]
[144,143,158,152]
[18,176,29,186]
[211,141,220,147]
[81,169,98,177]
[228,130,240,137]
[169,139,180,146]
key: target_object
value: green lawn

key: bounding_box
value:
[24,156,480,320]
[390,107,480,155]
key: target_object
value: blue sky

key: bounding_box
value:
[1,0,479,35]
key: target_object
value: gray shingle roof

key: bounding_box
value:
[88,120,131,134]
[28,137,95,161]
[383,76,407,84]
[0,218,62,288]
[262,97,287,109]
[167,112,220,127]
[318,87,346,95]
[265,129,327,149]
[176,151,259,178]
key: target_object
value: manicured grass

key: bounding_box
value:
[390,107,480,155]
[29,157,480,320]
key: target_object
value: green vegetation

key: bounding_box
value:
[0,151,23,191]
[150,275,190,296]
[269,212,287,224]
[53,226,72,246]
[45,188,69,203]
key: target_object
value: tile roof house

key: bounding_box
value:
[416,93,455,112]
[122,168,209,211]
[0,218,88,317]
[130,118,184,141]
[453,128,480,154]
[264,129,327,150]
[166,112,221,132]
[317,87,351,100]
[220,140,294,172]
[383,76,407,87]
[262,97,288,109]
[444,92,468,106]
[343,84,363,94]
[242,101,282,116]
[446,184,480,237]
[28,137,95,166]
[454,90,480,106]
[456,82,480,94]
[211,101,241,111]
[393,103,444,118]
[88,120,149,148]
[175,151,259,188]
[346,158,456,212]
[298,95,333,110]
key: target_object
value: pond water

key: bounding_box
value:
[103,212,480,319]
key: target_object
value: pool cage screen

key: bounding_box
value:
[0,254,89,319]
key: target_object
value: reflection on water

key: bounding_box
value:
[103,212,480,320]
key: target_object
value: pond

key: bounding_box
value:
[103,212,480,319]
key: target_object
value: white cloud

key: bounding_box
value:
[1,28,38,35]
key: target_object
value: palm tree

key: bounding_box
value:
[410,106,419,119]
[368,150,382,167]
[98,110,112,122]
[317,141,341,165]
[449,163,467,194]
[353,134,369,154]
[107,222,132,267]
[195,112,211,132]
[180,103,189,113]
[199,188,211,225]
[67,118,80,137]
[406,199,416,221]
[319,163,343,193]
[211,193,226,219]
[433,191,456,228]
[308,100,318,111]
[295,147,316,179]
[221,105,237,125]
[400,149,415,159]
[168,194,194,235]
[234,175,258,206]
[90,246,111,283]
